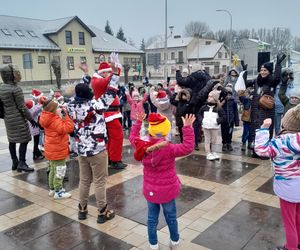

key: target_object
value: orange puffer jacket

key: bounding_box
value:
[39,111,74,160]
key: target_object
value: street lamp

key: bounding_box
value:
[164,0,168,80]
[216,9,232,72]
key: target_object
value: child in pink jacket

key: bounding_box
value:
[129,112,195,250]
[126,90,148,123]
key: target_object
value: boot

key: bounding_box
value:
[110,161,127,169]
[33,151,44,160]
[227,143,233,151]
[241,143,246,151]
[17,161,34,172]
[222,144,227,151]
[12,158,19,171]
[97,204,115,224]
[78,204,88,220]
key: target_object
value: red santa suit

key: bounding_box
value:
[91,62,124,164]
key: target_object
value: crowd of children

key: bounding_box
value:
[2,50,300,249]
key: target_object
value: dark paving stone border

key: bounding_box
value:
[176,154,258,185]
[192,200,285,250]
[1,211,133,250]
[256,177,274,195]
[89,175,214,229]
[0,189,32,216]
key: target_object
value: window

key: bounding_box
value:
[2,56,12,64]
[23,54,32,69]
[15,30,25,37]
[214,65,220,74]
[205,41,211,45]
[218,52,222,59]
[1,29,11,36]
[28,31,38,37]
[147,53,161,69]
[205,67,210,74]
[222,65,227,73]
[80,57,86,63]
[38,56,46,64]
[178,51,183,63]
[65,31,72,44]
[171,52,175,60]
[225,52,228,58]
[67,56,74,70]
[79,32,85,45]
[95,57,100,64]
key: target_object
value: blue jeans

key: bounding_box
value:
[274,112,282,135]
[242,122,250,144]
[147,199,179,245]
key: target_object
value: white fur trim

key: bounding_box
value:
[92,72,102,78]
[104,113,122,122]
[98,68,112,74]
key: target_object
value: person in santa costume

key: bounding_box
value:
[80,55,127,169]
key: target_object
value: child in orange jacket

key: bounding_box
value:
[39,98,74,199]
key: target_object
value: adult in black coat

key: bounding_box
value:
[246,54,286,153]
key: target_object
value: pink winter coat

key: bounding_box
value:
[129,120,194,204]
[126,93,148,121]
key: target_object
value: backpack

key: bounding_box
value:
[0,98,4,119]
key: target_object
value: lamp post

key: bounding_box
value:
[216,9,232,72]
[164,0,168,80]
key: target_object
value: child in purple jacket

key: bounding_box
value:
[129,112,195,250]
[255,104,300,250]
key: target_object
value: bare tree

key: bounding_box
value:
[127,37,136,47]
[51,59,61,89]
[123,63,131,84]
[145,35,163,48]
[184,21,211,38]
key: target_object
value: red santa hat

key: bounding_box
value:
[98,62,112,74]
[156,90,167,99]
[31,89,43,98]
[25,99,34,110]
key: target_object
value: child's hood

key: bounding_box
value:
[39,111,58,128]
[142,137,169,166]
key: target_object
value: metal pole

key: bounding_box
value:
[164,0,168,80]
[216,9,232,72]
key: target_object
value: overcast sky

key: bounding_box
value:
[1,0,299,47]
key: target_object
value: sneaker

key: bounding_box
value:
[49,188,65,197]
[227,143,233,151]
[241,143,246,151]
[170,240,180,250]
[149,244,159,250]
[206,153,216,161]
[212,152,220,159]
[222,144,227,151]
[48,189,55,197]
[54,190,71,199]
[276,246,288,250]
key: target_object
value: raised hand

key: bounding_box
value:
[241,60,248,71]
[135,112,146,121]
[78,62,89,74]
[277,53,287,65]
[181,114,196,127]
[261,118,272,128]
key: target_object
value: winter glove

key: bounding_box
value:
[281,71,289,85]
[29,120,38,128]
[276,53,287,65]
[241,60,248,71]
[109,75,120,91]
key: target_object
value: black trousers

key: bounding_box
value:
[9,142,28,161]
[221,122,234,144]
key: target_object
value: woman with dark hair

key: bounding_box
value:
[246,54,286,157]
[0,64,37,171]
